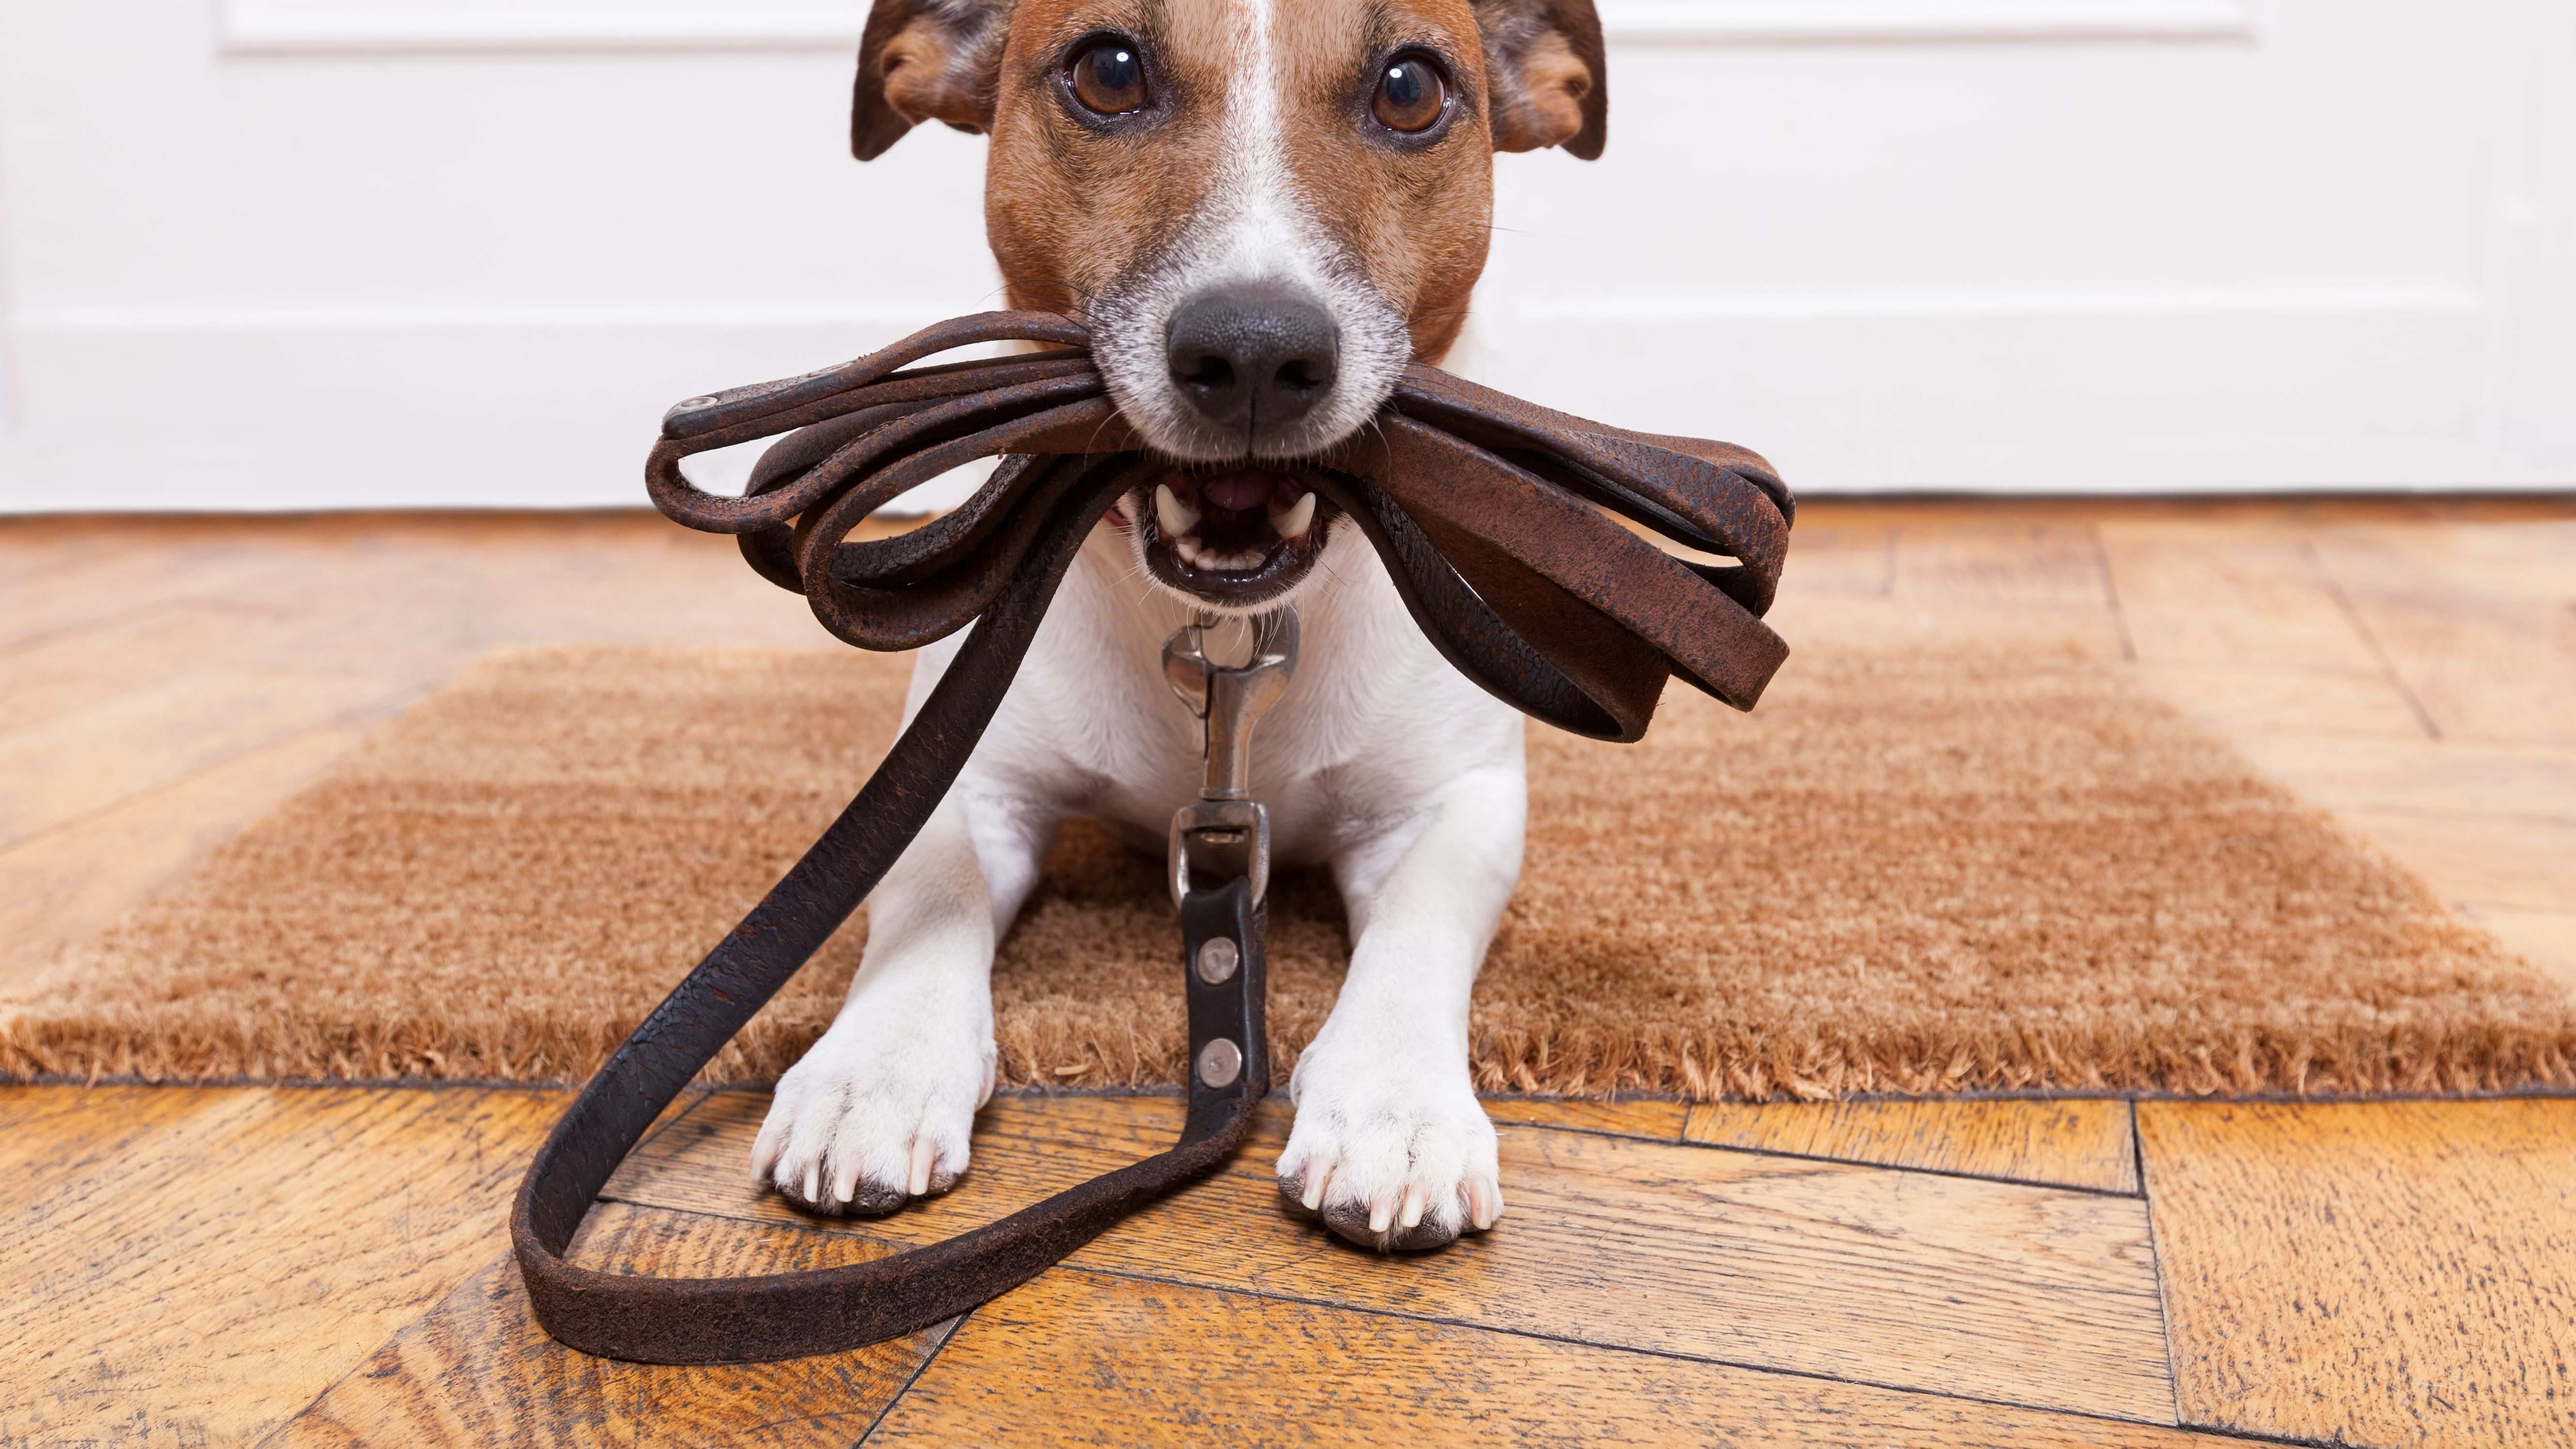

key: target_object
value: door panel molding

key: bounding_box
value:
[219,0,2257,53]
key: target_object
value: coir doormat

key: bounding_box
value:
[7,644,2570,1099]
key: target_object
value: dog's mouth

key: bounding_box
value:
[1121,467,1339,607]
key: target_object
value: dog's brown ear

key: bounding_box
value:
[1471,0,1607,159]
[852,0,1013,160]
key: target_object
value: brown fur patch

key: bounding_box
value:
[1486,29,1587,152]
[981,0,1496,362]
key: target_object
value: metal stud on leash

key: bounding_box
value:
[1163,607,1298,1092]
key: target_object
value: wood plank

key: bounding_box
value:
[0,1085,563,1449]
[1680,1099,2139,1193]
[610,1092,2176,1422]
[0,597,314,735]
[269,1200,953,1449]
[1770,594,2131,660]
[2096,524,2383,673]
[2457,904,2576,991]
[872,1266,2222,1447]
[2333,810,2576,914]
[2230,734,2576,821]
[1768,519,2129,658]
[0,666,427,847]
[2140,1099,2576,1449]
[2328,517,2576,604]
[0,1084,254,1187]
[2308,531,2576,746]
[0,722,370,996]
[2128,663,2430,740]
[0,544,297,654]
[1895,523,2117,610]
[1482,1097,1687,1140]
[1776,524,1895,598]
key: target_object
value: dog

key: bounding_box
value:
[750,0,1609,1251]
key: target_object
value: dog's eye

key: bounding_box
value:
[1372,57,1446,134]
[1069,39,1149,116]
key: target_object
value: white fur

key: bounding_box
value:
[756,5,1522,1248]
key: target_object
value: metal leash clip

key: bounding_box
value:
[1162,607,1299,911]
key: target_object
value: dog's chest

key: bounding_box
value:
[982,535,1522,864]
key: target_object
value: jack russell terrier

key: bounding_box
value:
[750,0,1610,1251]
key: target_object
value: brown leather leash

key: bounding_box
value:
[511,311,1793,1364]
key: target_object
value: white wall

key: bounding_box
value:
[0,0,2569,513]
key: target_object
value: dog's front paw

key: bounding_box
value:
[1274,1045,1503,1253]
[749,1008,996,1218]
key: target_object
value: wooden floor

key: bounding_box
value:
[2,498,2572,1447]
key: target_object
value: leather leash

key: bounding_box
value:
[511,311,1793,1364]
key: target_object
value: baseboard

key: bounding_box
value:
[0,290,2561,512]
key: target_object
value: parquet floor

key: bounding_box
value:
[2,499,2571,1447]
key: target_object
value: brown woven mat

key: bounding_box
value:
[9,643,2570,1098]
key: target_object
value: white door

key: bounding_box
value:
[1,0,2569,511]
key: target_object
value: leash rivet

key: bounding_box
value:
[1197,1037,1243,1089]
[1195,936,1240,985]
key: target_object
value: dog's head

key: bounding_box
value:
[852,0,1605,609]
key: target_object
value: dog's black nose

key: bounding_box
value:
[1166,281,1339,441]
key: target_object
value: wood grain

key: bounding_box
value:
[0,1085,562,1448]
[1896,523,2117,610]
[1771,591,2131,660]
[2333,810,2576,913]
[2308,530,2576,746]
[2232,734,2576,820]
[1773,523,1895,598]
[1681,1099,2139,1193]
[2096,524,2382,673]
[1,502,2569,1443]
[0,666,424,846]
[2459,904,2576,990]
[2140,1099,2576,1448]
[1482,1097,1687,1140]
[872,1266,2224,1448]
[611,1092,2176,1421]
[269,1201,953,1449]
[0,597,313,736]
[0,1084,250,1187]
[2129,663,2431,740]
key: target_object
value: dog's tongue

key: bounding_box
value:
[1201,471,1280,514]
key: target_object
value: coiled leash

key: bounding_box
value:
[511,311,1795,1364]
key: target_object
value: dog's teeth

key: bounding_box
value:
[1154,483,1199,538]
[1267,491,1316,542]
